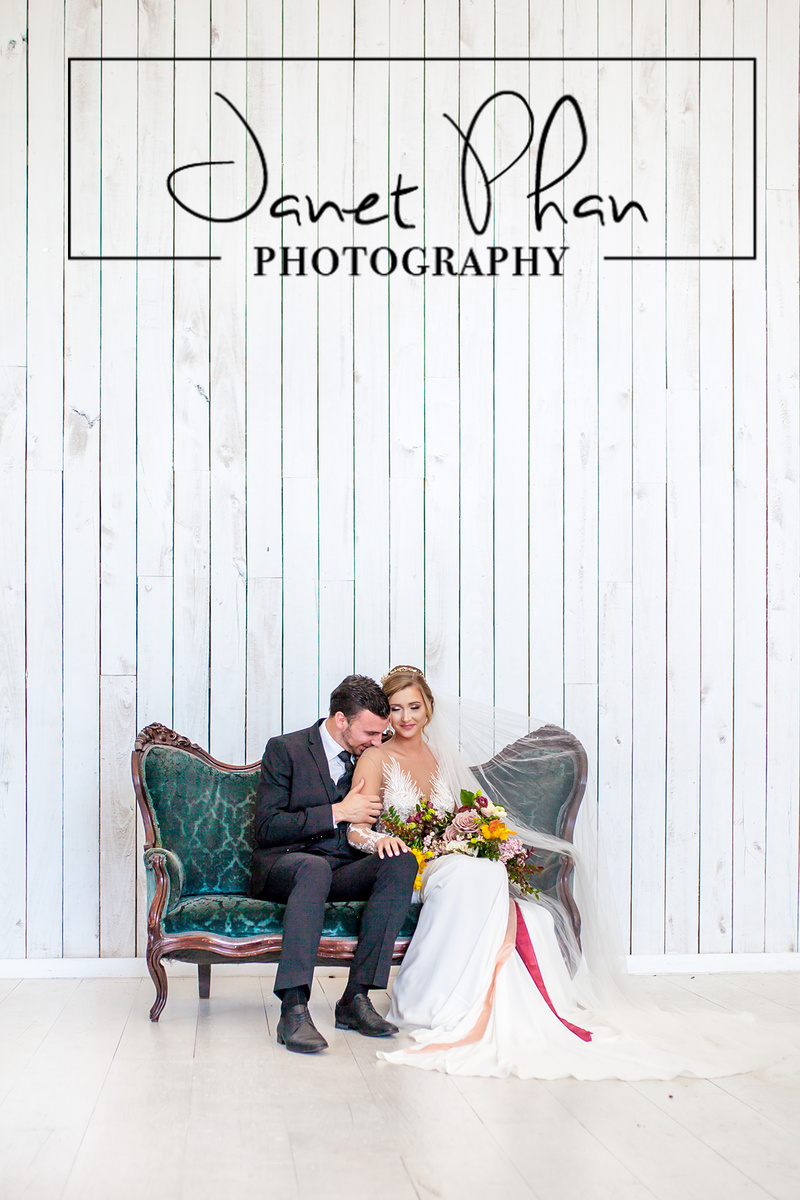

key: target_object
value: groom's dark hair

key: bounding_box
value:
[329,674,390,721]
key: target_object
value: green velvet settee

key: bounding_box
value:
[132,722,587,1020]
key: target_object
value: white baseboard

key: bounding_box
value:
[0,958,280,979]
[0,954,798,978]
[626,953,800,974]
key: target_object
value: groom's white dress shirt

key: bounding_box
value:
[319,720,355,828]
[319,720,351,784]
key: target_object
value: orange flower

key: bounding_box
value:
[481,819,513,840]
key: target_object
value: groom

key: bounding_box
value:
[249,674,417,1054]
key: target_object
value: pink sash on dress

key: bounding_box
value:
[513,900,592,1042]
[408,898,593,1054]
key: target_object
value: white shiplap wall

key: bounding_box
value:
[0,0,798,961]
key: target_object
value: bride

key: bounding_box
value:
[346,665,800,1080]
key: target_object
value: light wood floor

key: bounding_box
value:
[1,969,798,1200]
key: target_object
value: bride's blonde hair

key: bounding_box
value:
[381,664,435,730]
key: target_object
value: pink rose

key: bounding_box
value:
[444,811,480,841]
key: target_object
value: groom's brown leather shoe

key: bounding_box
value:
[277,1003,328,1053]
[335,993,398,1037]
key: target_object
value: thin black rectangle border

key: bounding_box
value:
[67,56,757,263]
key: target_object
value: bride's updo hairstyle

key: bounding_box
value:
[381,664,435,733]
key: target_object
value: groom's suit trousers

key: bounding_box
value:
[261,849,418,993]
[248,721,417,994]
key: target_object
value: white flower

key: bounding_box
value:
[444,840,479,856]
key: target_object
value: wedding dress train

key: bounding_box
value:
[373,762,797,1080]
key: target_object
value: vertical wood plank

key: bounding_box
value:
[281,12,321,730]
[389,477,424,671]
[244,13,284,750]
[732,0,767,953]
[0,367,27,957]
[664,9,701,953]
[172,7,211,747]
[136,572,174,955]
[562,9,600,898]
[422,7,460,695]
[630,6,667,956]
[631,483,667,954]
[25,469,64,958]
[136,52,174,582]
[765,0,799,190]
[527,25,565,725]
[457,22,495,707]
[0,2,27,366]
[99,676,137,956]
[387,15,425,671]
[97,1,139,961]
[136,578,174,727]
[134,0,176,960]
[562,29,599,698]
[352,43,391,679]
[698,25,735,954]
[99,26,137,679]
[26,0,64,475]
[765,185,800,952]
[173,469,211,743]
[598,2,634,951]
[492,13,531,716]
[69,54,101,260]
[26,0,65,957]
[665,377,702,955]
[765,0,800,953]
[208,7,247,761]
[245,578,283,761]
[316,52,356,702]
[63,0,102,959]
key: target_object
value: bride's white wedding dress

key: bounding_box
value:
[357,759,796,1080]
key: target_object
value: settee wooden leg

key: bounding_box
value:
[147,950,168,1022]
[198,963,211,999]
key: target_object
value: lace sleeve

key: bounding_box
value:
[346,822,387,854]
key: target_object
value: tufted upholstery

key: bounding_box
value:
[163,894,421,940]
[138,739,417,944]
[472,729,583,900]
[475,744,576,842]
[142,747,259,896]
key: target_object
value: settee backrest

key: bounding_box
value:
[471,724,587,895]
[134,721,585,903]
[472,726,584,838]
[140,743,259,896]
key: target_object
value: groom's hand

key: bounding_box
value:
[332,779,383,825]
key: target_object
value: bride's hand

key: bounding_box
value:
[375,836,410,859]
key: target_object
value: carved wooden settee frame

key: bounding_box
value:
[132,721,587,1021]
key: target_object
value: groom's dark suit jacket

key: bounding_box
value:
[248,720,360,899]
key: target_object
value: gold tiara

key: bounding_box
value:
[381,664,426,687]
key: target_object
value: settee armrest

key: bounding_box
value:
[144,847,186,916]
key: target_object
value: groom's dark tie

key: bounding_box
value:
[337,749,355,797]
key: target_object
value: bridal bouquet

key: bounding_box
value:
[381,789,541,895]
